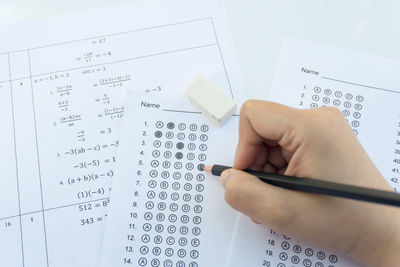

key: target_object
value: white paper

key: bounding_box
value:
[100,92,241,267]
[0,1,245,266]
[228,39,400,267]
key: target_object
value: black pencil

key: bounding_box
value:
[205,164,400,207]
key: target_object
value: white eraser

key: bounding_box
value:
[187,75,237,126]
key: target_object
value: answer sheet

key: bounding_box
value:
[100,92,241,267]
[0,1,245,266]
[228,39,400,267]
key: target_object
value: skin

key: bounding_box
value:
[216,100,400,266]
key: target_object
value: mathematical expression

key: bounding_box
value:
[0,38,128,254]
[0,21,207,267]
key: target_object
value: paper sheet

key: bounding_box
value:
[0,1,245,266]
[100,92,241,267]
[228,39,400,267]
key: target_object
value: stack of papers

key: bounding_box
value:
[1,1,399,266]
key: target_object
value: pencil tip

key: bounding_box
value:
[204,165,213,173]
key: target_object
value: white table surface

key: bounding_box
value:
[1,0,400,99]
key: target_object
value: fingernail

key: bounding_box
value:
[221,170,233,188]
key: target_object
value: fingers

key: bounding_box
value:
[234,100,299,170]
[221,168,300,229]
[250,144,268,170]
[281,147,293,163]
[267,146,287,169]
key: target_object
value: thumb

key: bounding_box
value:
[221,168,297,228]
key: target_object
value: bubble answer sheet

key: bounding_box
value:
[99,91,242,267]
[0,0,246,266]
[227,39,400,267]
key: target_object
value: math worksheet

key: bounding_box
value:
[0,0,245,266]
[227,39,400,267]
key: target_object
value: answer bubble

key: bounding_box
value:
[305,248,314,257]
[176,142,184,149]
[155,121,164,128]
[167,122,175,129]
[178,123,186,130]
[154,131,162,138]
[345,93,353,100]
[200,125,209,132]
[314,86,321,93]
[329,254,338,263]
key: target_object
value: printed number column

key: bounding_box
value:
[8,50,48,267]
[0,53,25,266]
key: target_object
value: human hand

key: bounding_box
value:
[220,100,400,266]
